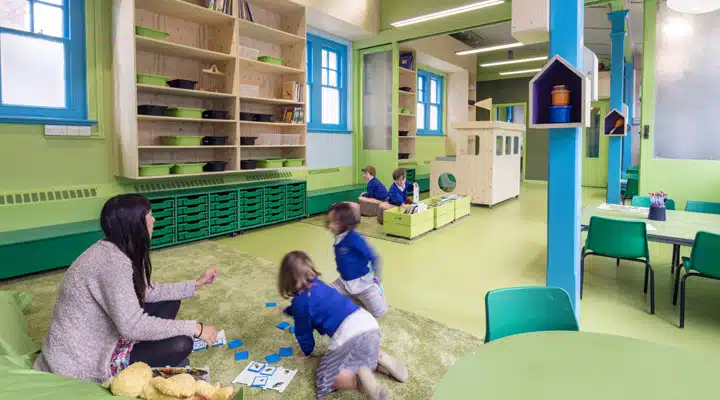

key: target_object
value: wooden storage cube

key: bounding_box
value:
[383,207,434,239]
[421,197,455,229]
[135,8,234,55]
[454,195,472,219]
[237,4,305,70]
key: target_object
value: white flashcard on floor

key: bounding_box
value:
[266,367,297,393]
[232,362,297,392]
[233,361,262,385]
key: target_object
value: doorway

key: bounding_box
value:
[582,100,609,188]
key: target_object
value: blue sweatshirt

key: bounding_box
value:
[361,177,389,201]
[335,230,378,281]
[284,278,359,356]
[388,182,411,206]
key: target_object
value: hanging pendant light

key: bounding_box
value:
[666,0,720,14]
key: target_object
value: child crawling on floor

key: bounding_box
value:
[279,251,407,400]
[326,202,387,318]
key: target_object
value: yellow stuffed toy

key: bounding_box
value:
[108,362,235,400]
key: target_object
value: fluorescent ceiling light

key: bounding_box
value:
[480,56,548,67]
[390,0,505,28]
[456,42,523,56]
[662,18,693,37]
[667,0,720,14]
[499,68,542,76]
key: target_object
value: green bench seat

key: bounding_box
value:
[307,184,366,215]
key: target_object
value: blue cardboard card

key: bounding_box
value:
[248,361,265,373]
[276,321,291,330]
[289,326,295,333]
[235,350,249,361]
[279,347,292,357]
[259,365,277,376]
[265,353,281,364]
[251,376,268,388]
[228,339,243,349]
[266,302,277,307]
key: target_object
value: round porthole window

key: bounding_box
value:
[438,173,457,192]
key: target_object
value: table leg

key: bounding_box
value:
[671,245,679,274]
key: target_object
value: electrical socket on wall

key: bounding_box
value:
[44,125,91,137]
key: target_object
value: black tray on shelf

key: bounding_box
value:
[202,110,229,120]
[240,137,258,145]
[253,113,274,122]
[398,153,410,160]
[240,112,254,121]
[398,130,409,137]
[167,79,198,90]
[203,161,228,172]
[138,105,168,116]
[240,160,258,170]
[202,136,228,145]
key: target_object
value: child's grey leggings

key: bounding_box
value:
[330,278,387,318]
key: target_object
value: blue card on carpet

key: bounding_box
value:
[276,321,291,330]
[235,350,249,361]
[266,302,277,307]
[228,339,243,349]
[266,353,281,364]
[279,347,292,357]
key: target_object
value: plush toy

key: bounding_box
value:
[108,362,235,400]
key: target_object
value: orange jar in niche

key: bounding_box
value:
[551,85,571,106]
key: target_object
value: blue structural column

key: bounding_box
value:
[607,10,628,203]
[546,0,584,315]
[623,61,635,171]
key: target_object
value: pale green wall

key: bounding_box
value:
[638,0,720,209]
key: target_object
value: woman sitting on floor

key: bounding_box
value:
[34,194,220,383]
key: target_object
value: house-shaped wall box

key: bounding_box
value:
[529,55,591,129]
[604,104,628,136]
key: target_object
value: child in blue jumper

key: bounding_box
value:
[327,202,387,318]
[279,251,407,400]
[358,165,389,217]
[387,168,418,206]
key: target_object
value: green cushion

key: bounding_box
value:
[0,291,41,357]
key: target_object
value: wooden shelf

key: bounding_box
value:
[138,115,237,123]
[240,145,306,148]
[399,67,415,75]
[240,121,305,127]
[237,19,305,44]
[139,145,237,149]
[238,57,304,75]
[399,113,415,117]
[249,0,305,13]
[399,90,416,96]
[398,136,416,139]
[136,36,234,61]
[135,170,240,180]
[239,95,304,106]
[136,0,234,24]
[137,84,236,99]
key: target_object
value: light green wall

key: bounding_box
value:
[638,0,720,208]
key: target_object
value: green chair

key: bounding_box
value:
[484,286,579,343]
[685,200,720,215]
[621,172,638,181]
[631,195,676,210]
[621,177,639,204]
[627,166,639,175]
[672,231,720,328]
[581,216,655,314]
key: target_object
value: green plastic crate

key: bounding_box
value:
[136,26,169,40]
[211,215,237,226]
[178,220,208,232]
[257,55,284,65]
[286,197,304,207]
[264,186,284,195]
[243,216,263,228]
[240,188,263,198]
[287,203,304,212]
[165,107,204,119]
[210,222,238,235]
[177,195,208,207]
[210,200,237,211]
[171,163,205,175]
[283,158,305,167]
[453,195,472,219]
[264,193,284,202]
[245,203,263,212]
[177,212,208,224]
[257,159,285,168]
[178,229,208,241]
[210,208,235,218]
[139,164,172,177]
[150,199,173,210]
[383,206,434,239]
[153,225,174,237]
[264,213,284,224]
[286,209,305,219]
[211,192,237,203]
[137,73,169,87]
[244,196,263,207]
[151,234,174,248]
[178,204,207,215]
[241,209,263,220]
[159,136,204,146]
[154,218,173,229]
[421,196,455,229]
[153,208,174,219]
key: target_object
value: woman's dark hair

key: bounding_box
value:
[278,251,320,299]
[100,194,153,304]
[326,202,360,232]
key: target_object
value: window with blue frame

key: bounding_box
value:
[416,69,444,136]
[306,33,348,133]
[0,0,89,123]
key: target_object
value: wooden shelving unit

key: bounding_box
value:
[398,47,418,162]
[113,0,307,179]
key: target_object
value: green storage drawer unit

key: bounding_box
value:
[242,196,263,208]
[383,206,434,239]
[178,228,208,242]
[264,193,284,203]
[421,197,455,229]
[406,168,416,182]
[150,199,174,211]
[178,220,209,232]
[209,222,238,235]
[153,218,173,229]
[177,212,208,224]
[211,191,237,203]
[178,204,207,215]
[242,202,263,212]
[453,195,472,219]
[264,213,284,224]
[264,186,284,196]
[286,209,305,219]
[153,208,174,220]
[153,225,175,237]
[210,200,237,211]
[210,208,235,218]
[151,234,174,248]
[177,195,208,207]
[240,188,263,198]
[287,202,304,212]
[243,216,263,228]
[286,197,305,207]
[241,209,263,220]
[211,215,237,226]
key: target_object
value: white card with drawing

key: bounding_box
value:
[266,367,297,393]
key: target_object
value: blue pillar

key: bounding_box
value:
[546,0,584,315]
[607,10,628,204]
[623,61,634,171]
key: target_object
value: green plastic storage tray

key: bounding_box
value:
[136,26,169,40]
[211,215,237,226]
[286,209,305,219]
[150,199,173,211]
[177,195,207,207]
[151,234,174,247]
[178,220,208,232]
[178,204,207,215]
[241,209,263,220]
[153,218,173,229]
[210,200,237,211]
[257,55,284,65]
[211,192,236,203]
[257,159,286,168]
[244,203,263,212]
[264,186,284,195]
[210,222,238,235]
[243,216,263,227]
[244,195,262,205]
[153,225,174,237]
[286,197,304,207]
[399,108,412,114]
[159,136,204,146]
[178,229,208,241]
[287,203,304,212]
[139,164,172,177]
[265,193,284,202]
[240,188,263,198]
[171,163,206,175]
[210,208,235,218]
[265,213,284,224]
[265,205,285,215]
[165,107,204,119]
[177,212,208,224]
[152,208,174,219]
[283,158,305,167]
[137,73,168,87]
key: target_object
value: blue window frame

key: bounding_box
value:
[0,0,90,125]
[416,69,444,136]
[306,33,348,133]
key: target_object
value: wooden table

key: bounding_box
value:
[433,331,720,400]
[582,203,720,266]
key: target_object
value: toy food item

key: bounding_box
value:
[151,374,196,398]
[111,362,153,397]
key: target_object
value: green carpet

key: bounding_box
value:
[1,241,481,399]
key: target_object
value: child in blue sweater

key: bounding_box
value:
[279,251,407,400]
[358,166,389,217]
[387,168,418,206]
[327,202,387,318]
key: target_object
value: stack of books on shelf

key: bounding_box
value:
[205,0,232,14]
[282,81,304,102]
[282,107,305,124]
[239,0,255,21]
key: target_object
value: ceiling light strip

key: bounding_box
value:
[481,56,548,67]
[499,68,542,76]
[390,0,505,28]
[456,42,523,56]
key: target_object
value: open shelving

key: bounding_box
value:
[398,47,418,162]
[113,0,307,179]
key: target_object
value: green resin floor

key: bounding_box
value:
[217,182,720,354]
